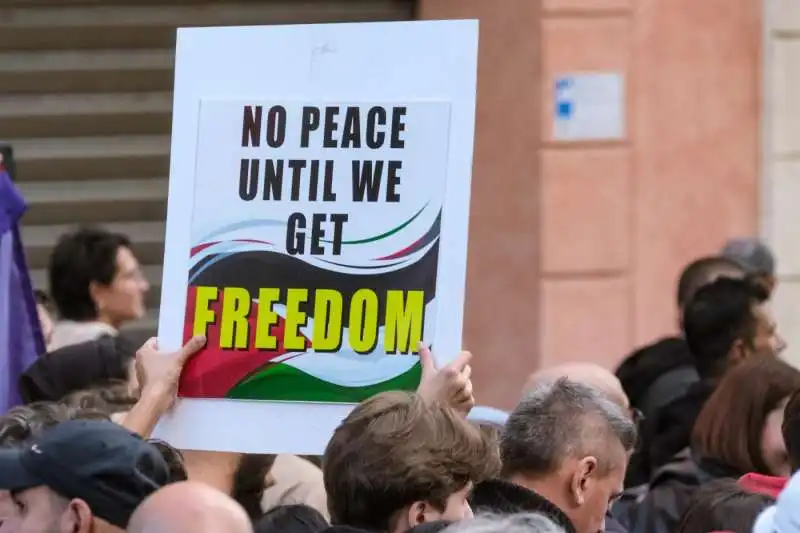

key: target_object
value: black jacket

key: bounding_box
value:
[612,450,744,533]
[470,479,576,533]
[616,337,705,487]
[615,336,697,419]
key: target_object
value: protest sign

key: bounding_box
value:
[155,20,479,454]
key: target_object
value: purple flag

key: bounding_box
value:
[0,167,44,413]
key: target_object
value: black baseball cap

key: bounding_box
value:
[0,419,170,528]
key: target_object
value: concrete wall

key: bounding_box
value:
[766,0,800,367]
[419,0,762,409]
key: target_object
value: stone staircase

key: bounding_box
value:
[0,0,412,346]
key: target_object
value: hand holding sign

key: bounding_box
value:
[416,342,474,416]
[135,335,207,410]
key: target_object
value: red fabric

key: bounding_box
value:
[178,286,311,398]
[738,472,787,498]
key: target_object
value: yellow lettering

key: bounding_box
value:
[192,286,219,338]
[284,288,309,351]
[219,287,251,349]
[349,289,379,353]
[313,290,343,351]
[384,290,424,353]
[254,288,281,350]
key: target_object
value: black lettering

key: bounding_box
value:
[241,106,262,147]
[366,107,387,149]
[263,159,283,201]
[341,107,361,148]
[329,214,349,255]
[288,160,306,201]
[308,160,320,202]
[386,160,401,202]
[286,213,306,255]
[322,160,336,201]
[351,160,384,202]
[310,214,327,255]
[301,106,320,147]
[323,107,340,148]
[266,105,287,148]
[390,107,406,148]
[238,158,259,201]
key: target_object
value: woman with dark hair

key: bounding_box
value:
[48,226,150,351]
[613,356,800,533]
[676,479,773,533]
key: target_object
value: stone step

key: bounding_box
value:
[21,220,166,270]
[30,264,163,310]
[11,135,169,182]
[0,2,412,51]
[0,92,172,138]
[17,177,168,225]
[0,49,173,94]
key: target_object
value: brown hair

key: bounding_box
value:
[692,356,800,474]
[62,381,138,415]
[323,391,500,531]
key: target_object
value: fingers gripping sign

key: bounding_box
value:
[416,342,475,416]
[135,335,207,408]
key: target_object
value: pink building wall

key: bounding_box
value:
[419,0,762,409]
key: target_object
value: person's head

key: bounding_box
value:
[501,379,637,533]
[676,256,746,312]
[682,277,780,380]
[323,391,499,533]
[692,357,800,477]
[254,504,328,533]
[0,402,108,448]
[441,513,566,533]
[721,238,777,296]
[0,419,169,533]
[127,481,252,533]
[18,335,138,404]
[147,440,189,484]
[523,362,629,411]
[781,389,800,473]
[49,226,149,327]
[676,478,773,533]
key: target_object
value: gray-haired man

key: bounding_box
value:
[470,379,637,533]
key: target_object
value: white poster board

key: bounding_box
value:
[154,20,479,454]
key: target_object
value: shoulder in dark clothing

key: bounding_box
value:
[612,449,742,533]
[615,336,696,414]
[321,526,375,533]
[470,479,576,533]
[625,378,713,488]
[645,381,715,474]
[604,512,628,533]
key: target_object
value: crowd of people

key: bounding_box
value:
[1,225,799,533]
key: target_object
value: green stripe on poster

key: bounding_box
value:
[226,361,423,403]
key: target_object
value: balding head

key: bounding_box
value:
[127,481,252,533]
[524,362,628,409]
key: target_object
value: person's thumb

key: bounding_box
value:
[179,335,207,364]
[418,342,437,376]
